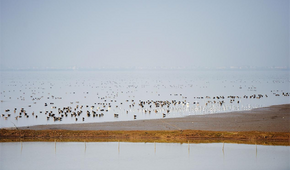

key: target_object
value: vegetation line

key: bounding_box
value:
[0,129,289,145]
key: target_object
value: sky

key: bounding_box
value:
[0,0,289,70]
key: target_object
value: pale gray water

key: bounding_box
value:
[0,142,289,170]
[1,70,289,128]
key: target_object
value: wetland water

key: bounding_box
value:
[1,70,289,128]
[0,142,289,170]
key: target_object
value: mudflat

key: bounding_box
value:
[20,104,290,132]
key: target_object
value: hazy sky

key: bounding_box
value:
[1,0,289,69]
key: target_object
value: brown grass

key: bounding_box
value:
[0,129,289,146]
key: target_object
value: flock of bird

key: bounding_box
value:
[1,72,289,127]
[1,91,289,123]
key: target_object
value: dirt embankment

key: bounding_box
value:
[0,129,289,145]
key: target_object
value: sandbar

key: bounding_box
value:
[19,104,290,132]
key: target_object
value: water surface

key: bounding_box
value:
[0,142,289,170]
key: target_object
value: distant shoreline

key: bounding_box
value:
[1,67,289,72]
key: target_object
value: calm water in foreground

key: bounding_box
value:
[0,142,289,170]
[1,70,289,128]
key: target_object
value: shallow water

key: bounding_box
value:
[1,70,289,128]
[0,142,289,170]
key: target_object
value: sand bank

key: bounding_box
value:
[1,104,289,145]
[19,104,290,132]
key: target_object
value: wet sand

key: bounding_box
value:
[20,104,290,132]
